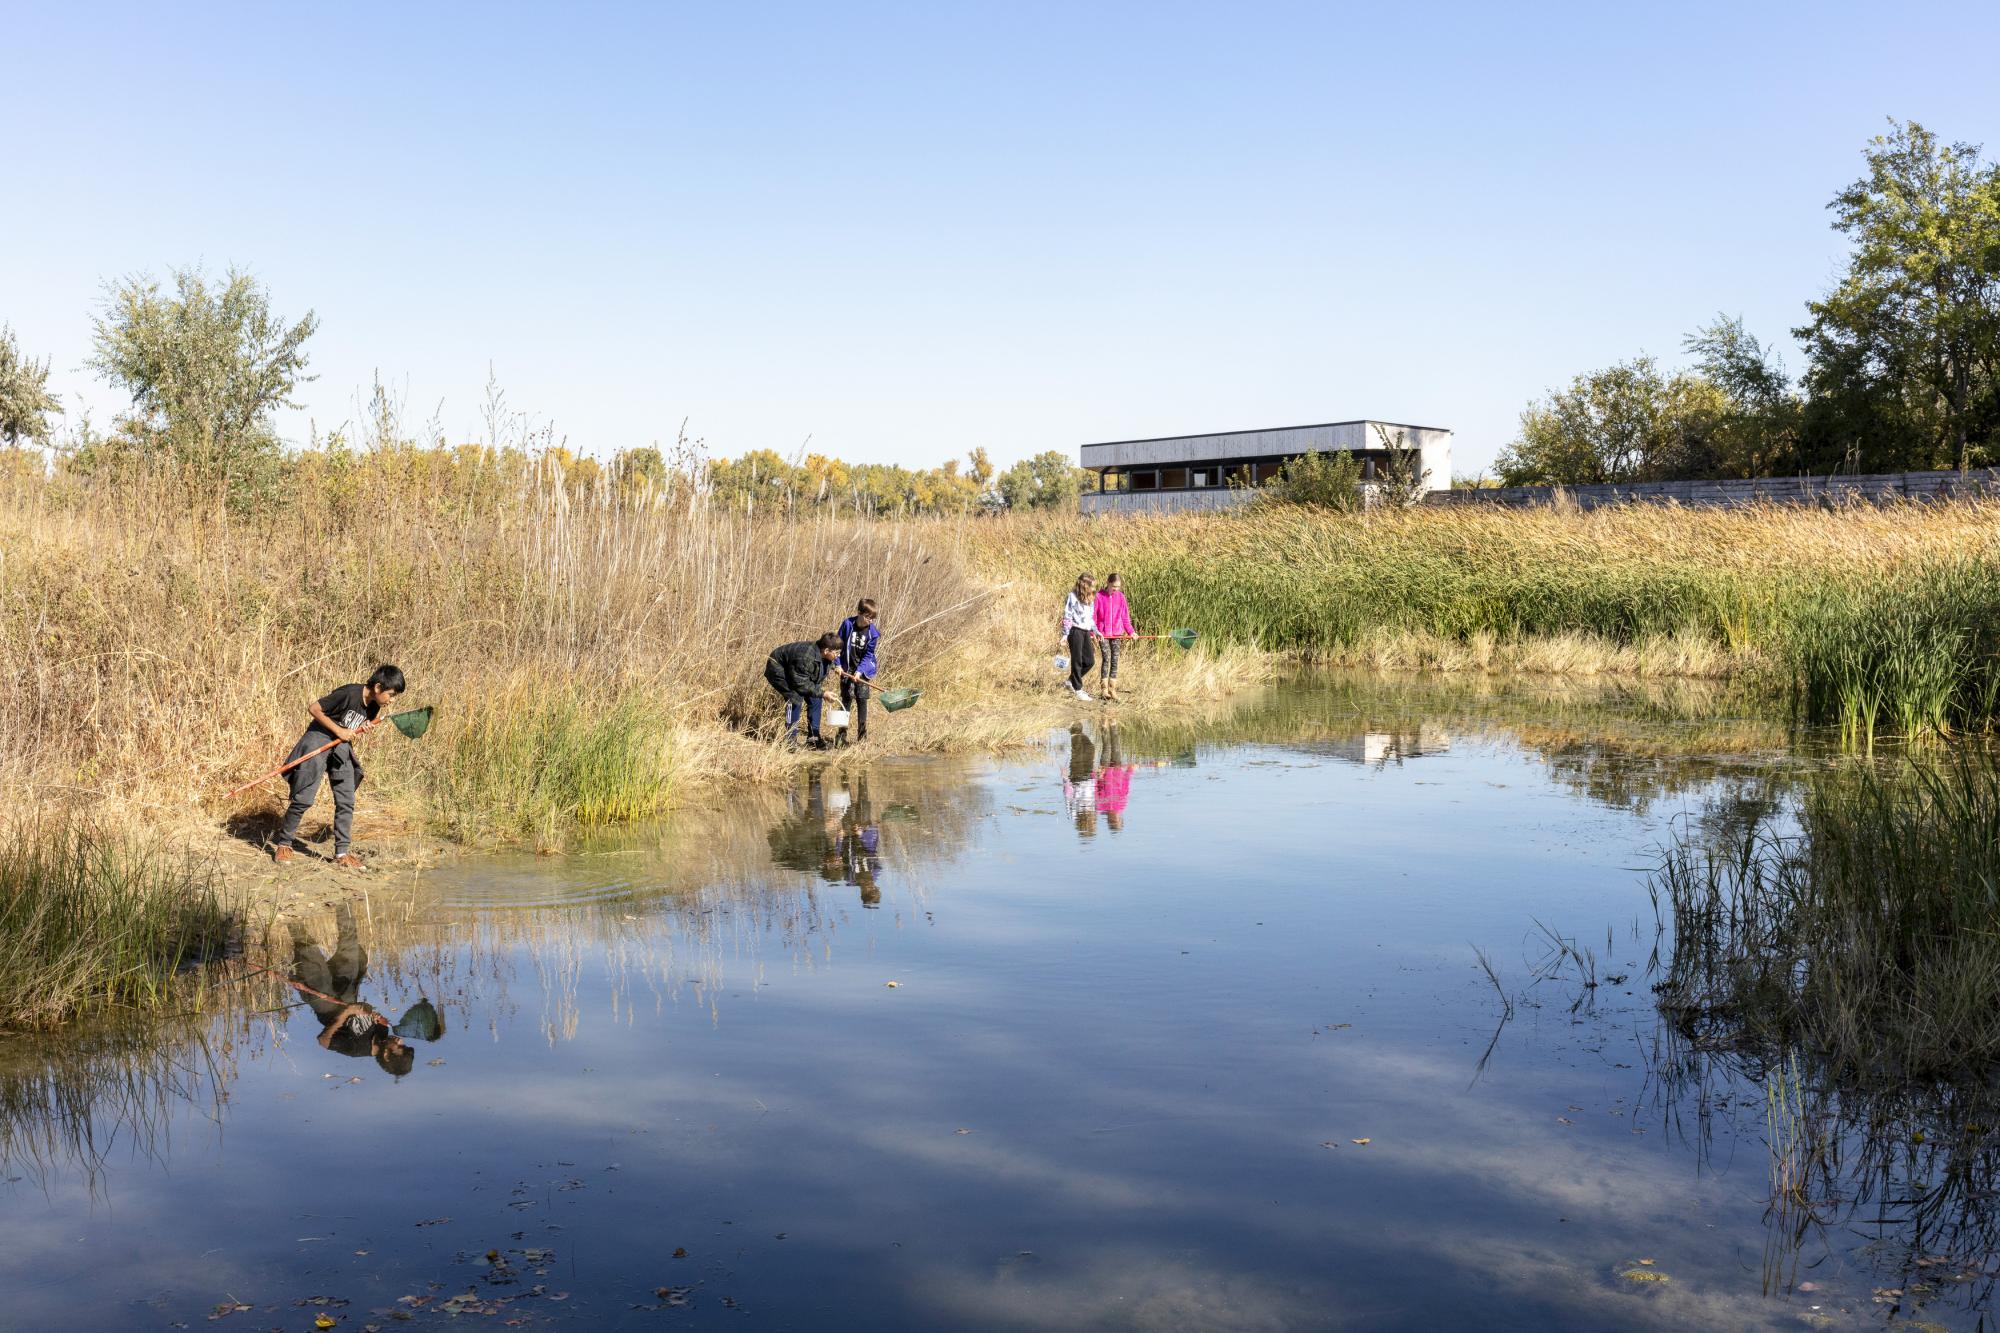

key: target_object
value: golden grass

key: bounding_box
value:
[10,449,2000,863]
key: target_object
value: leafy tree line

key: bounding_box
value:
[1498,121,2000,485]
[0,268,1093,515]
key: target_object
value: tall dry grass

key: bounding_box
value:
[3,451,996,845]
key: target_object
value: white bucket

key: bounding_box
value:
[1053,655,1069,672]
[826,708,851,728]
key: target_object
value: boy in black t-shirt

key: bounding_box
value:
[273,664,405,867]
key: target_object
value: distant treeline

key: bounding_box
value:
[1495,120,2000,487]
[0,271,1094,517]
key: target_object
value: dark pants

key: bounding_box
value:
[1067,627,1097,691]
[840,676,871,738]
[766,666,824,739]
[280,731,362,855]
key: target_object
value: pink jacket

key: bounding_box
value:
[1095,765,1132,814]
[1093,589,1135,638]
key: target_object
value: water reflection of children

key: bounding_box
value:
[768,774,885,908]
[288,902,415,1077]
[1094,722,1135,834]
[1065,723,1098,837]
[835,773,884,907]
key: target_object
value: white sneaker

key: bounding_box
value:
[1073,688,1093,701]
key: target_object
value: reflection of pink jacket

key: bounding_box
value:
[1096,765,1132,814]
[1094,589,1135,638]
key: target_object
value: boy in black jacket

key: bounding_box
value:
[765,634,841,749]
[273,664,405,867]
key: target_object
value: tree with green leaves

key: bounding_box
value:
[87,266,319,488]
[1251,449,1367,510]
[1495,356,1727,485]
[996,449,1091,510]
[1796,121,2000,472]
[0,325,62,446]
[1685,314,1803,477]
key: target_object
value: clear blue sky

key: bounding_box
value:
[9,1,1998,475]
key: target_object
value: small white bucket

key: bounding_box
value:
[825,708,851,728]
[1053,655,1069,673]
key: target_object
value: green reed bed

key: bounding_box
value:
[1782,559,2000,746]
[407,684,692,844]
[1654,752,2000,1083]
[0,820,235,1032]
[1000,507,2000,744]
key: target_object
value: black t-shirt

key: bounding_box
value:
[308,683,381,740]
[324,1005,385,1058]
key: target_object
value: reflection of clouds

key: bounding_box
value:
[910,1249,1335,1332]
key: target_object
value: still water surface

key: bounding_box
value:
[0,676,1974,1330]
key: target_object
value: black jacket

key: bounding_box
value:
[766,641,829,698]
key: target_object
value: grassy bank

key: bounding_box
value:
[983,502,2000,742]
[0,820,234,1031]
[10,454,2000,860]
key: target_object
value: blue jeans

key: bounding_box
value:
[785,693,824,739]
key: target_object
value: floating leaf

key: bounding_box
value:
[672,1247,687,1258]
[1621,1269,1671,1283]
[315,1317,338,1331]
[884,981,900,988]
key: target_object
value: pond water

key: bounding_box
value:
[0,675,1985,1330]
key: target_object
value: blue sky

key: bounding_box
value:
[9,1,1998,475]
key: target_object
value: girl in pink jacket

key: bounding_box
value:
[1092,573,1137,701]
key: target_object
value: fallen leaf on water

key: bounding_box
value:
[955,1128,973,1135]
[208,1301,252,1320]
[1620,1269,1671,1283]
[427,1058,446,1067]
[1557,1117,1574,1126]
[1798,1281,1820,1291]
[672,1247,687,1258]
[315,1317,338,1330]
[884,981,900,988]
[1351,1138,1371,1146]
[1320,1141,1339,1149]
[653,1286,694,1307]
[1638,1258,1654,1266]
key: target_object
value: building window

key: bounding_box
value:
[1255,461,1286,485]
[1161,467,1189,489]
[1129,471,1158,491]
[1189,467,1215,488]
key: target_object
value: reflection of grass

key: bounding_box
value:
[0,819,235,1031]
[1656,753,2000,1080]
[1649,748,2000,1314]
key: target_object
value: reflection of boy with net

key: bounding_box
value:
[288,902,419,1076]
[835,774,883,907]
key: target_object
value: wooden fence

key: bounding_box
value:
[1425,469,2000,510]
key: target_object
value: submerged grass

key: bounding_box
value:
[0,819,235,1031]
[1654,751,2000,1082]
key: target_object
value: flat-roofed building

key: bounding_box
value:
[1077,419,1451,514]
